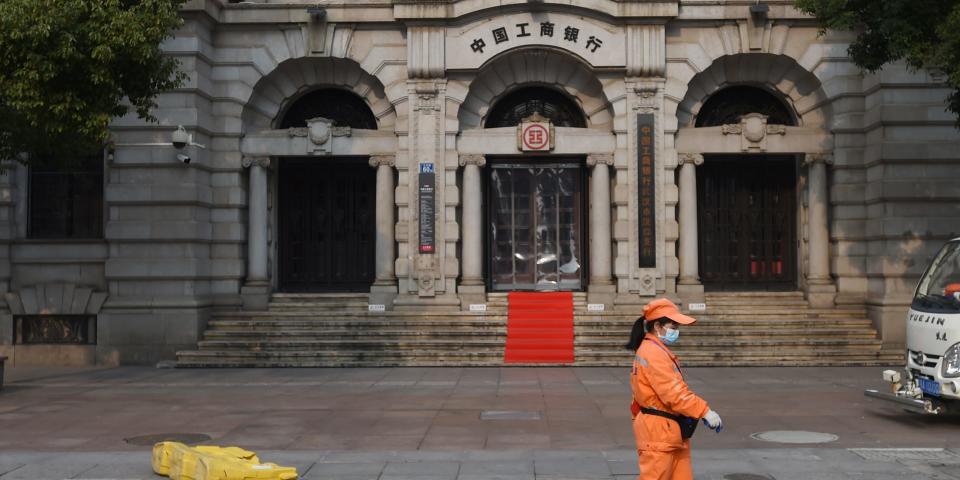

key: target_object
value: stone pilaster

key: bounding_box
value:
[369,155,398,309]
[240,156,271,310]
[803,153,836,307]
[616,80,668,305]
[676,153,704,302]
[587,154,616,306]
[395,25,458,309]
[458,154,485,309]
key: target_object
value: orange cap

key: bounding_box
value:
[643,298,697,325]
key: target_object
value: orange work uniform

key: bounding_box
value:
[630,333,709,480]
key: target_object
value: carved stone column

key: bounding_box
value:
[369,155,398,308]
[677,153,705,302]
[587,154,616,305]
[241,156,271,310]
[804,153,836,307]
[459,154,486,309]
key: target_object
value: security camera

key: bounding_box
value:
[171,125,189,149]
[176,153,191,164]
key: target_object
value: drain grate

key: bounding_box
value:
[124,433,212,446]
[849,448,960,462]
[724,474,775,480]
[750,430,838,444]
[480,410,542,421]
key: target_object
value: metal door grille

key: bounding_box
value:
[279,158,375,292]
[697,156,797,290]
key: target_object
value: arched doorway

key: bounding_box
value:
[484,86,588,291]
[695,86,798,290]
[277,88,378,292]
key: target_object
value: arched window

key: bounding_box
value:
[278,88,378,129]
[485,87,587,128]
[695,86,796,127]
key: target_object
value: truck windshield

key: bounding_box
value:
[914,241,960,313]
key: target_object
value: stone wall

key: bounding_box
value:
[861,66,960,345]
[2,0,959,364]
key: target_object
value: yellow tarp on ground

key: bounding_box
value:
[152,441,297,480]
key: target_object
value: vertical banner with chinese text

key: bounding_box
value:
[637,114,656,268]
[418,165,436,253]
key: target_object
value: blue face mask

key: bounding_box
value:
[659,328,680,345]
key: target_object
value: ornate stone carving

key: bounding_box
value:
[458,154,486,168]
[414,92,440,113]
[586,153,615,167]
[803,153,835,167]
[766,124,787,136]
[284,117,351,155]
[721,124,742,135]
[640,273,656,293]
[633,84,660,111]
[412,81,442,113]
[369,155,396,168]
[416,255,436,297]
[241,156,271,169]
[308,117,331,145]
[677,153,704,166]
[720,113,787,152]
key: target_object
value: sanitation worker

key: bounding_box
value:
[625,298,722,480]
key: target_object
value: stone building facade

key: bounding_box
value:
[2,0,959,365]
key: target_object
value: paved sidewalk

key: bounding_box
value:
[3,447,960,480]
[2,366,960,479]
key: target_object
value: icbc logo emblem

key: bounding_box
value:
[520,123,551,151]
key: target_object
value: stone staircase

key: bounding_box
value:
[175,291,904,367]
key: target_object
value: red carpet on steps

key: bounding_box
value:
[504,292,574,363]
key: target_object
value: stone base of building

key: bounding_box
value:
[805,282,837,308]
[393,293,461,311]
[458,283,486,311]
[241,282,271,311]
[676,283,705,304]
[867,295,912,348]
[369,284,398,311]
[0,344,99,367]
[97,306,210,366]
[587,283,617,309]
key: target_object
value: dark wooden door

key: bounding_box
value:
[487,161,584,291]
[697,156,797,290]
[279,158,375,292]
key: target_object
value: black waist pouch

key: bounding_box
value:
[640,407,699,440]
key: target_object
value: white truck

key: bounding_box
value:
[865,238,960,414]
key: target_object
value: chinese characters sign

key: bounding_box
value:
[470,22,604,54]
[637,114,656,268]
[449,13,624,70]
[419,170,435,254]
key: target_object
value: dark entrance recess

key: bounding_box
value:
[278,159,375,292]
[697,156,797,291]
[485,87,587,128]
[486,160,586,291]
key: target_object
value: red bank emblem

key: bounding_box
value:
[520,123,552,151]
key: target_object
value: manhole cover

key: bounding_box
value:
[480,410,542,421]
[750,430,838,444]
[124,433,211,446]
[849,448,959,461]
[724,475,775,480]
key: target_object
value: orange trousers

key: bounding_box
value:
[637,447,692,480]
